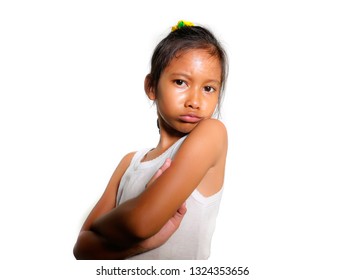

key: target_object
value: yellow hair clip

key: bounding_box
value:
[171,20,194,31]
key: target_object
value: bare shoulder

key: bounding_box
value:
[122,151,137,162]
[106,151,136,196]
[116,151,136,173]
[193,118,227,138]
[174,119,227,168]
[120,151,136,167]
[79,151,137,231]
[187,118,227,151]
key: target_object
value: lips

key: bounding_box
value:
[179,114,202,123]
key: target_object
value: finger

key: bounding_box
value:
[170,205,187,227]
[159,158,171,173]
[146,158,172,188]
[150,169,162,183]
[177,202,187,215]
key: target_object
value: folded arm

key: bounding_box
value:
[73,154,187,259]
[91,119,227,243]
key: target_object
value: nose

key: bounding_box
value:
[185,89,200,109]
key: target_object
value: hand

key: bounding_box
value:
[139,158,187,251]
[146,158,172,188]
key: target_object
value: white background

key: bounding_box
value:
[1,0,344,279]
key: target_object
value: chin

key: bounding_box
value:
[176,123,198,134]
[161,119,198,136]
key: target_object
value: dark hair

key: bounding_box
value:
[148,24,228,112]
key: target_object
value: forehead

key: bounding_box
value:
[164,49,221,80]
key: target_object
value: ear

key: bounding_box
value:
[144,74,156,101]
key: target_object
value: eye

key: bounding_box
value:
[204,85,216,93]
[174,79,186,86]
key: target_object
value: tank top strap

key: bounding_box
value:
[130,148,152,170]
[168,135,188,159]
[133,135,188,168]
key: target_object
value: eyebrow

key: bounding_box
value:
[170,72,221,85]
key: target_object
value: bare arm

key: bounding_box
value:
[73,230,144,260]
[74,203,187,259]
[73,155,186,259]
[73,152,135,259]
[91,119,227,242]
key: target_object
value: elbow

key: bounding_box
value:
[73,241,84,260]
[73,231,93,260]
[73,245,82,260]
[73,238,86,260]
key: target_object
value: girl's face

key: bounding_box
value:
[147,49,221,135]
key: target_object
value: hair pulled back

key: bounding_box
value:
[148,25,228,110]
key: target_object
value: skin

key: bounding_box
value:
[73,49,228,259]
[73,157,185,259]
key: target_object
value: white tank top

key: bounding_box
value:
[116,136,223,259]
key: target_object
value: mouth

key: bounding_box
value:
[179,114,203,123]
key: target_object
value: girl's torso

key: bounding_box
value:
[116,136,224,259]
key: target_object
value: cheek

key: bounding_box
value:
[203,95,219,109]
[158,99,175,117]
[159,90,185,107]
[156,98,173,116]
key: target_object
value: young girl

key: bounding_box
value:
[73,20,228,260]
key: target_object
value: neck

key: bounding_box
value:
[155,117,187,151]
[142,117,187,162]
